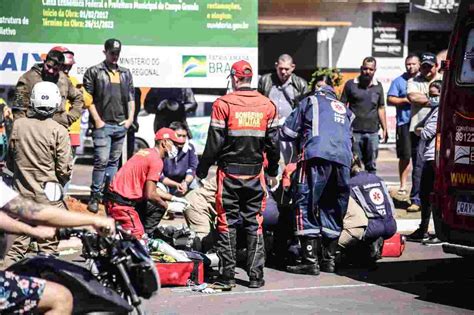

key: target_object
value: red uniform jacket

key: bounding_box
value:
[197,88,280,178]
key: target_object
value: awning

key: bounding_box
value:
[258,19,352,31]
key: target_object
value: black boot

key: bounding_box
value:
[247,234,265,288]
[320,238,338,273]
[215,229,237,287]
[87,193,100,214]
[287,237,320,276]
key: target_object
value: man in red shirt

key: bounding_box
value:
[105,127,188,238]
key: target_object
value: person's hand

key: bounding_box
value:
[171,196,190,207]
[380,129,388,143]
[120,119,133,129]
[167,201,187,213]
[95,119,105,129]
[178,181,188,194]
[30,226,56,240]
[3,106,12,120]
[414,127,422,137]
[92,217,116,236]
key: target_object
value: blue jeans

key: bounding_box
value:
[91,124,127,194]
[353,132,379,174]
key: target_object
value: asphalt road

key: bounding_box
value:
[142,243,473,314]
[66,148,473,314]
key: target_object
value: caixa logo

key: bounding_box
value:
[0,52,43,72]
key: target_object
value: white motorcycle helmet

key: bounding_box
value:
[30,81,61,117]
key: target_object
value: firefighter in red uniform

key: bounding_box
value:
[196,60,280,288]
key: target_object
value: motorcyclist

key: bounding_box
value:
[0,179,115,314]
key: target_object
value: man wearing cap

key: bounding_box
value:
[104,128,189,239]
[197,60,280,289]
[12,49,84,128]
[83,38,136,213]
[405,52,443,217]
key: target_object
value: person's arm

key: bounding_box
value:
[377,86,388,143]
[387,96,410,106]
[161,177,181,191]
[280,98,305,142]
[407,79,429,107]
[87,104,105,129]
[65,78,84,126]
[265,101,280,177]
[407,92,429,106]
[3,196,115,234]
[196,99,228,179]
[143,180,169,209]
[420,109,438,141]
[55,128,73,186]
[83,67,105,128]
[340,82,349,106]
[386,79,409,106]
[121,73,135,129]
[12,77,29,119]
[0,212,55,240]
[378,106,388,143]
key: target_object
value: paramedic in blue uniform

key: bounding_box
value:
[282,86,353,275]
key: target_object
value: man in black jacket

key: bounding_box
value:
[258,54,308,165]
[83,38,135,213]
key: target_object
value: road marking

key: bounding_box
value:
[188,280,470,297]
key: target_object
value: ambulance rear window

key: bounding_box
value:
[460,28,474,83]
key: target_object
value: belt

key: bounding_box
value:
[103,191,136,207]
[220,163,262,176]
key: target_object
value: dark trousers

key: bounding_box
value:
[294,158,350,239]
[419,161,435,232]
[410,133,424,206]
[353,132,379,174]
[215,168,266,280]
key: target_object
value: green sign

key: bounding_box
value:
[0,0,257,47]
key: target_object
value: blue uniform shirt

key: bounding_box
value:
[281,88,354,167]
[387,73,411,126]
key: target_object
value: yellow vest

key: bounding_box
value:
[66,75,92,135]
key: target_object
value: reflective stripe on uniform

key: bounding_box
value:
[310,95,320,137]
[210,119,226,128]
[295,228,321,236]
[282,125,298,139]
[228,129,266,137]
[322,227,341,237]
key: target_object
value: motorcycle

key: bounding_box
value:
[7,226,159,315]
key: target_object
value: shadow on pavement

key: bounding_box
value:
[337,256,474,311]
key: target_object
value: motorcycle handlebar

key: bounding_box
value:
[56,227,92,240]
[57,224,124,240]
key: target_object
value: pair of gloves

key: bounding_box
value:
[167,196,190,214]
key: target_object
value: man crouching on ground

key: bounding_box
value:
[105,128,189,239]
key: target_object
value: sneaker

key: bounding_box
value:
[87,197,99,214]
[422,236,444,246]
[406,204,421,212]
[406,228,429,242]
[248,278,265,289]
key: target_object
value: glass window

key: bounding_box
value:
[460,28,474,83]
